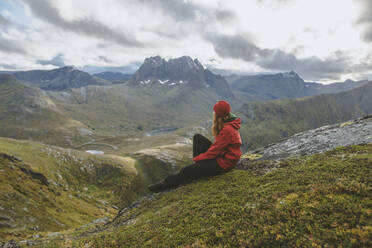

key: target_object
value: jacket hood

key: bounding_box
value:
[225,117,241,129]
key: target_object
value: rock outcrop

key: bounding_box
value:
[239,115,372,164]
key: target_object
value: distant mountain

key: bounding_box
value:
[224,74,243,84]
[237,80,372,150]
[128,56,234,98]
[93,71,132,82]
[12,66,111,91]
[306,78,369,95]
[231,71,369,102]
[0,74,91,146]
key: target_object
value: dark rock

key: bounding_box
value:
[0,216,14,222]
[0,153,22,163]
[19,167,49,186]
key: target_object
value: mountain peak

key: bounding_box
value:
[130,55,206,85]
[129,55,234,98]
[281,70,300,78]
[141,56,204,71]
[143,56,166,66]
[344,79,355,83]
[167,56,204,71]
[55,66,75,72]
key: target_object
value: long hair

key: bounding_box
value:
[211,112,225,137]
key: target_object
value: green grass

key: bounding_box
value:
[0,136,193,242]
[43,143,372,247]
[0,138,144,241]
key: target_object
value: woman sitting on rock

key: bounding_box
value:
[148,100,243,193]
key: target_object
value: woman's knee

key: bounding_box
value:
[193,134,211,144]
[193,133,204,142]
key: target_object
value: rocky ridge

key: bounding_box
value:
[129,55,234,98]
[12,66,111,91]
[237,115,372,173]
[231,71,369,101]
[244,115,372,161]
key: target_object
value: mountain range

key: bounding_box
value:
[0,55,371,152]
[1,57,368,102]
[10,66,110,91]
[1,55,372,246]
[230,71,369,102]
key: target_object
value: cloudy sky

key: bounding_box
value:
[0,0,371,82]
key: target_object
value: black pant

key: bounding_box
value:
[164,134,226,187]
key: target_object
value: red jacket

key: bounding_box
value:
[193,118,242,171]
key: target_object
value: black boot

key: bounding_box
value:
[148,179,170,193]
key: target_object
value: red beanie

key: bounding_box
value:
[213,100,231,117]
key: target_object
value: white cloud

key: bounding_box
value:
[0,0,370,82]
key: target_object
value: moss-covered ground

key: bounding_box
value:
[40,143,372,247]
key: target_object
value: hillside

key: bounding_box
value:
[237,81,372,150]
[0,136,194,243]
[0,137,142,241]
[0,74,95,147]
[23,116,372,247]
[13,66,111,91]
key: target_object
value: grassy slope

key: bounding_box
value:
[41,143,372,248]
[0,136,195,242]
[0,137,149,241]
[237,81,372,150]
[0,75,93,147]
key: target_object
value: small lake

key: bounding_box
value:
[86,150,104,155]
[146,127,178,136]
